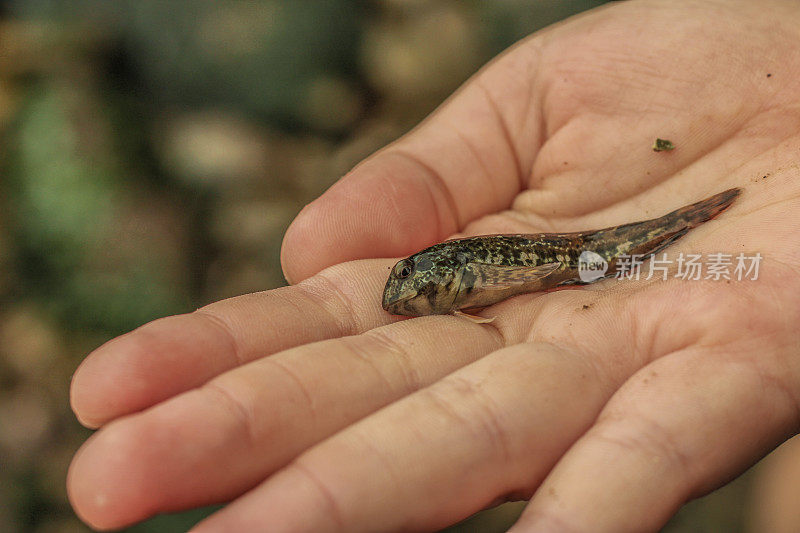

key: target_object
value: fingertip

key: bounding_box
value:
[70,334,149,429]
[67,423,157,530]
[70,368,99,429]
[280,200,324,285]
[67,435,115,530]
[70,315,236,427]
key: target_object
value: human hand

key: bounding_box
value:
[68,0,800,531]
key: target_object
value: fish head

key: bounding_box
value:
[382,251,464,316]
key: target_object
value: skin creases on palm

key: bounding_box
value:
[67,1,800,532]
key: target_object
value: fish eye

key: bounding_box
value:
[394,259,414,279]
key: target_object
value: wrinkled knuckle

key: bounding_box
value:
[193,310,244,366]
[291,460,347,532]
[296,270,360,336]
[592,414,696,487]
[384,147,461,232]
[427,375,516,463]
[420,381,471,429]
[336,335,401,395]
[262,357,318,424]
[202,380,258,450]
[361,328,423,392]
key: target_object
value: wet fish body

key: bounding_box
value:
[382,188,741,316]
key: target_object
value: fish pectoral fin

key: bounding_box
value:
[452,310,495,324]
[468,261,561,291]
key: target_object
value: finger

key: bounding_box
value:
[67,315,505,530]
[70,259,397,428]
[280,38,544,283]
[68,272,625,530]
[512,344,800,533]
[749,436,800,533]
[190,340,633,533]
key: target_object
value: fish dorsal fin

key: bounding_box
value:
[468,261,561,291]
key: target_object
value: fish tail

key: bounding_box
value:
[669,187,741,229]
[589,187,741,264]
[639,187,741,257]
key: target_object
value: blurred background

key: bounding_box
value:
[0,0,795,531]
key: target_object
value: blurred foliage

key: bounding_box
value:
[0,0,772,531]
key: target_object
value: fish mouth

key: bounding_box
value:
[383,300,412,316]
[382,290,419,316]
[382,293,407,314]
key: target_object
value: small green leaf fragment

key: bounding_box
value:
[652,138,675,152]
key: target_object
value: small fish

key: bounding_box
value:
[382,188,741,318]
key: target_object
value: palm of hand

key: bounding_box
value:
[68,1,800,531]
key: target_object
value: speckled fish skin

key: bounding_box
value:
[382,188,741,316]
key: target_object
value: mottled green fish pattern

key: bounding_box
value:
[382,188,741,317]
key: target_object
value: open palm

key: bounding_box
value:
[68,1,800,531]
